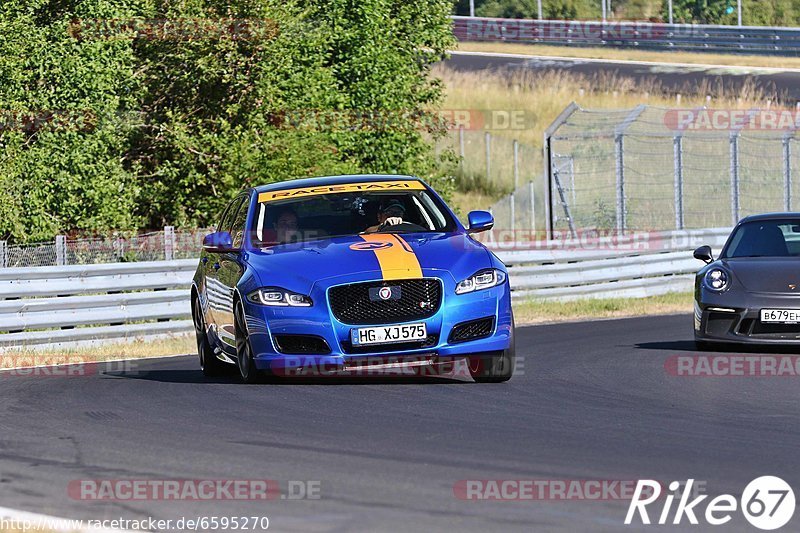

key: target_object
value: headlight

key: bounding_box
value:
[703,268,729,291]
[455,269,507,295]
[247,288,312,306]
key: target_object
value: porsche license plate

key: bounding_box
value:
[351,323,427,346]
[760,309,800,323]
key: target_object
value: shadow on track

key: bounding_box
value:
[635,340,697,352]
[105,368,471,386]
[636,340,800,354]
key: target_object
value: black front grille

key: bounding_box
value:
[274,335,331,355]
[751,322,800,336]
[342,335,438,354]
[705,312,737,336]
[449,317,495,343]
[328,279,442,325]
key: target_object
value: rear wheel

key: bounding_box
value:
[235,303,261,384]
[469,326,515,383]
[193,294,225,377]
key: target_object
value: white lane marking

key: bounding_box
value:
[449,50,800,75]
[0,505,137,532]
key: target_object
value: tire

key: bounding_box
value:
[234,303,261,384]
[469,326,516,383]
[193,294,225,377]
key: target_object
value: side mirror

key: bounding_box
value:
[202,231,236,253]
[693,245,713,264]
[467,210,494,234]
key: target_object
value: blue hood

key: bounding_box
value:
[244,232,493,294]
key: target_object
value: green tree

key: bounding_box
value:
[0,0,145,241]
[0,0,456,239]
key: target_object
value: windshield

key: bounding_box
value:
[722,219,800,258]
[251,184,456,246]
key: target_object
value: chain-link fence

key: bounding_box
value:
[1,228,207,268]
[434,126,548,235]
[435,127,541,195]
[545,104,800,234]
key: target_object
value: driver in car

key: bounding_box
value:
[363,200,406,233]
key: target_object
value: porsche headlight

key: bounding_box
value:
[455,269,506,295]
[703,268,729,292]
[247,288,312,306]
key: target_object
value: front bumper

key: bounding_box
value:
[695,290,800,344]
[242,272,513,373]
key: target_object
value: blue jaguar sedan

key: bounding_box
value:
[191,175,514,383]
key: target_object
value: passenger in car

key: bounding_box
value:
[258,207,301,245]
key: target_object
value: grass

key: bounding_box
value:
[456,41,800,70]
[436,65,774,150]
[435,65,778,219]
[513,291,693,324]
[0,334,194,367]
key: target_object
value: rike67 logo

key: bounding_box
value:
[626,477,795,530]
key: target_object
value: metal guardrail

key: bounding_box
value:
[453,16,800,55]
[0,259,195,350]
[498,228,730,299]
[0,228,730,349]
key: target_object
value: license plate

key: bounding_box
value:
[351,323,427,346]
[760,309,800,323]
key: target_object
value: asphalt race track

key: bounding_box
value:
[445,51,800,102]
[1,314,799,532]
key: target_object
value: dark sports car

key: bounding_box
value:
[694,213,800,347]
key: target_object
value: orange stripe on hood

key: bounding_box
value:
[359,234,422,280]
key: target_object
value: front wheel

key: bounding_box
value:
[193,295,225,377]
[235,303,261,384]
[469,327,515,383]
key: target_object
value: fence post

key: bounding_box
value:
[529,180,536,234]
[55,235,67,266]
[164,226,175,261]
[510,192,516,232]
[0,240,7,268]
[730,133,740,225]
[513,139,519,189]
[673,135,684,230]
[615,133,626,234]
[543,102,580,240]
[784,135,792,212]
[458,125,465,170]
[485,132,491,182]
[611,105,645,235]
